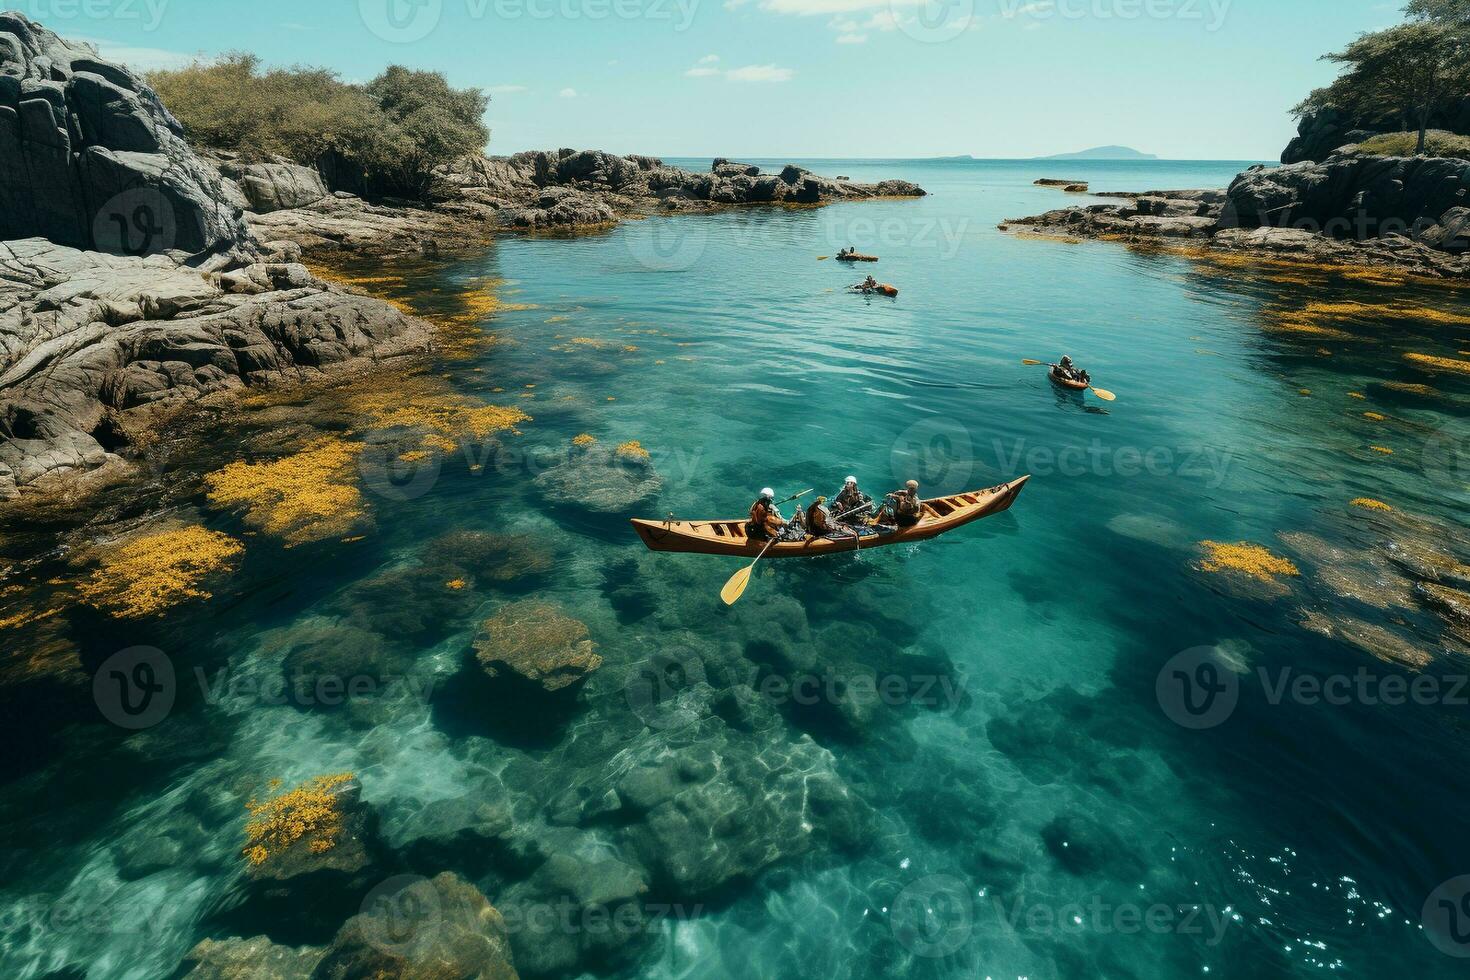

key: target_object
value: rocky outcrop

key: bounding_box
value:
[1001,156,1470,279]
[0,238,428,496]
[1283,98,1470,163]
[311,872,519,980]
[473,600,603,693]
[0,12,250,258]
[180,936,325,980]
[232,160,330,214]
[532,441,662,514]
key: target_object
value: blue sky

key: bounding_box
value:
[25,0,1411,159]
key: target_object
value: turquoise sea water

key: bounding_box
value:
[2,158,1470,978]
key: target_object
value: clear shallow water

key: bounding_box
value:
[2,158,1469,978]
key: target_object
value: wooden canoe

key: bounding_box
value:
[631,476,1029,558]
[1049,368,1089,391]
[836,253,879,262]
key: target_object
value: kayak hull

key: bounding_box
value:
[837,254,879,262]
[1049,369,1089,391]
[631,477,1029,558]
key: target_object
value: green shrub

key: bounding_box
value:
[149,55,488,200]
[1353,129,1470,159]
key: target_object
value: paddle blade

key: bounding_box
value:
[720,566,754,605]
[817,256,830,261]
[1022,359,1044,366]
[1090,387,1117,401]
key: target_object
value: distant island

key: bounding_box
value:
[1036,146,1159,160]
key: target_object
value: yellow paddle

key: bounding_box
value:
[818,256,830,261]
[1023,360,1116,401]
[719,490,813,606]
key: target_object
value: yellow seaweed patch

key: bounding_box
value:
[572,433,597,447]
[1404,352,1470,375]
[204,438,365,546]
[346,385,530,446]
[1362,412,1386,421]
[1198,541,1300,582]
[446,578,466,590]
[0,606,61,631]
[616,440,651,461]
[1298,389,1311,396]
[1380,382,1437,397]
[243,773,355,866]
[1348,392,1366,399]
[1370,446,1394,455]
[77,526,244,618]
[1350,498,1393,512]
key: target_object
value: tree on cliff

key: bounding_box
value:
[150,56,488,200]
[1299,22,1469,154]
[1407,0,1470,24]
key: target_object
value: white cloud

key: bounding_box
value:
[488,84,528,94]
[861,10,900,29]
[725,64,794,82]
[685,67,722,77]
[698,54,721,64]
[559,87,578,98]
[75,38,204,73]
[835,32,867,42]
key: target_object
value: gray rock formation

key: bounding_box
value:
[234,161,330,214]
[311,872,519,980]
[180,936,325,980]
[0,238,428,495]
[1283,98,1470,164]
[0,12,251,258]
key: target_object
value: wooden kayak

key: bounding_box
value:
[836,253,879,262]
[852,284,899,297]
[1049,368,1089,391]
[631,477,1029,558]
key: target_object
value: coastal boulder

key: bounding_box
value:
[0,12,252,257]
[236,162,330,213]
[532,440,662,513]
[312,872,519,980]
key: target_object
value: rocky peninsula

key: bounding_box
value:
[0,12,923,498]
[1004,151,1470,279]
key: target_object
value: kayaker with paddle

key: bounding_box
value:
[833,476,873,524]
[1055,355,1091,386]
[805,496,836,536]
[875,480,924,528]
[747,488,786,542]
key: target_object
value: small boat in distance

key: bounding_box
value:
[632,477,1029,558]
[836,252,879,262]
[1049,367,1089,391]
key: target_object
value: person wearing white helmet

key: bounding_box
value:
[746,487,786,542]
[832,475,872,524]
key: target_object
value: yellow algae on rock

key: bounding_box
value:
[1380,382,1438,397]
[1404,352,1470,375]
[1198,541,1300,582]
[1362,411,1387,421]
[446,578,467,590]
[242,773,355,866]
[1369,446,1394,455]
[77,526,244,618]
[572,433,597,447]
[1348,391,1366,399]
[204,438,365,546]
[615,440,651,461]
[1350,498,1393,512]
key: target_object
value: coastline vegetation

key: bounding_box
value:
[149,55,489,199]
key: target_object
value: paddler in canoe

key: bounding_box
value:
[874,480,924,527]
[746,488,786,542]
[1050,355,1091,389]
[850,275,898,297]
[832,476,873,524]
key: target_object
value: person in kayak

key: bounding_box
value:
[747,488,786,542]
[876,480,924,527]
[1055,355,1090,385]
[833,476,872,523]
[805,496,836,536]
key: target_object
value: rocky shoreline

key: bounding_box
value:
[0,13,923,498]
[1002,152,1470,279]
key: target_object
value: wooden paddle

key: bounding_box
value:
[1023,360,1116,401]
[719,490,813,605]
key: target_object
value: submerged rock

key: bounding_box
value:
[498,853,652,977]
[532,442,662,514]
[1298,609,1433,669]
[179,936,324,980]
[312,872,519,980]
[473,600,603,692]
